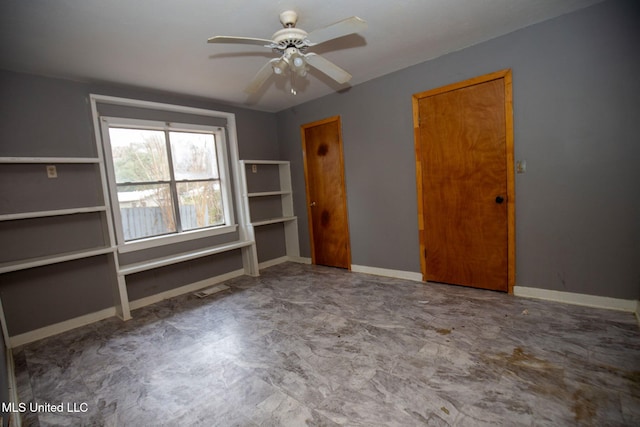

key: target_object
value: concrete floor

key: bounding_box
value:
[13,262,640,426]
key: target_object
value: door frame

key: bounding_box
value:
[412,69,515,293]
[300,115,352,269]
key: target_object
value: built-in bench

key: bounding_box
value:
[114,240,257,320]
[118,240,254,275]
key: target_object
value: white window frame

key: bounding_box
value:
[90,96,243,254]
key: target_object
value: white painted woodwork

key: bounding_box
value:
[240,160,300,260]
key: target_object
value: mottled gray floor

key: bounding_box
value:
[13,262,640,426]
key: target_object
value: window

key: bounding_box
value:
[101,117,235,249]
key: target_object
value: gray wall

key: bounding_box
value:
[277,0,640,299]
[0,70,284,336]
[1,0,638,340]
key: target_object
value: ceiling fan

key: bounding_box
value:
[208,10,367,95]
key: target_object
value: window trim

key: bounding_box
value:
[97,113,238,253]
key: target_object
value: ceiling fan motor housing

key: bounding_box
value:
[271,28,310,52]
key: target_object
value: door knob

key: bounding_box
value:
[310,201,317,207]
[495,196,504,204]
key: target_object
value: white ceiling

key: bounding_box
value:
[0,0,602,112]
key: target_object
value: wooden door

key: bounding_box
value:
[413,70,514,292]
[301,116,351,269]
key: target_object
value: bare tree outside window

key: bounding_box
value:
[108,127,225,241]
[170,132,224,230]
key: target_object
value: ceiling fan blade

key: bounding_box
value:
[306,16,367,45]
[208,36,274,46]
[304,53,352,84]
[244,59,278,94]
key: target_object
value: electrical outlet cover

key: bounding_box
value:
[46,165,58,178]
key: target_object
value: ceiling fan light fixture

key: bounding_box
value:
[293,56,304,68]
[208,11,367,95]
[272,57,289,75]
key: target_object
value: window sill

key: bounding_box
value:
[117,224,238,254]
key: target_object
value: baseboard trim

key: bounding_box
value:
[262,257,421,281]
[8,269,248,347]
[9,307,117,348]
[129,268,246,311]
[258,256,290,269]
[514,286,638,313]
[257,256,312,270]
[288,256,312,264]
[351,264,423,282]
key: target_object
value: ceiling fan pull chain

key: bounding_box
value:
[290,71,297,95]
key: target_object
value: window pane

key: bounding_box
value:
[109,128,170,183]
[177,181,224,230]
[169,132,219,180]
[117,184,176,240]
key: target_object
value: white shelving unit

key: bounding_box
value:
[0,156,128,319]
[239,160,300,261]
[0,159,114,269]
[1,99,272,347]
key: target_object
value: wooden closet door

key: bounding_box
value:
[414,71,514,292]
[301,116,351,269]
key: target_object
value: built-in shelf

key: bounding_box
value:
[0,246,115,274]
[247,191,291,198]
[0,143,126,322]
[251,216,298,227]
[0,155,113,274]
[239,160,300,263]
[0,206,107,222]
[1,97,269,343]
[0,157,100,164]
[118,240,253,276]
[242,160,289,165]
